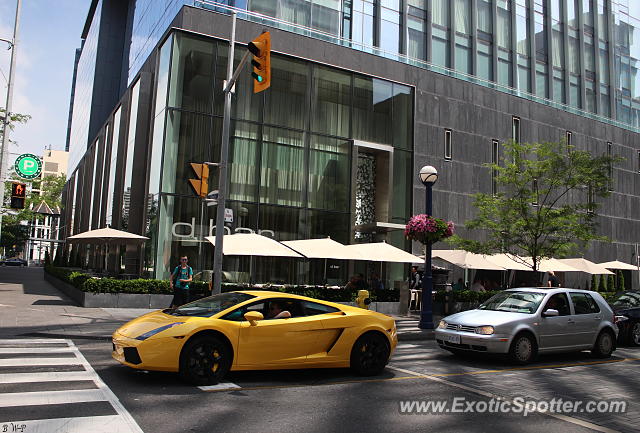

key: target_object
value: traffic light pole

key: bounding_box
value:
[212,12,238,295]
[0,0,22,250]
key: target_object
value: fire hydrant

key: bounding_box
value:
[356,290,371,309]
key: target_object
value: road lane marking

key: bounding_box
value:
[69,341,144,433]
[0,357,83,367]
[0,347,74,354]
[199,375,420,392]
[0,371,94,384]
[3,415,141,433]
[387,365,622,433]
[199,382,241,391]
[0,389,106,407]
[0,339,69,344]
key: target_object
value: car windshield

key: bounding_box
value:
[612,292,640,308]
[478,291,546,314]
[165,293,255,317]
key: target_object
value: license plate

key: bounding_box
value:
[444,334,461,344]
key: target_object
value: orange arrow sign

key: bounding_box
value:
[189,163,209,198]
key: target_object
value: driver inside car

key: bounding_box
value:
[267,301,291,319]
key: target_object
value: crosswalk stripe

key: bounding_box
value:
[0,339,69,344]
[3,415,139,433]
[0,358,83,367]
[0,389,106,407]
[0,371,94,384]
[0,347,74,354]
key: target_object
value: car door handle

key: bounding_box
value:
[567,319,575,324]
[594,316,602,320]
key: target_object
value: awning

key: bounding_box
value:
[431,250,506,270]
[67,228,149,244]
[598,260,638,271]
[204,234,304,258]
[555,258,615,275]
[344,241,422,263]
[282,238,365,260]
[484,253,533,271]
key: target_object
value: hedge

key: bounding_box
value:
[434,290,502,303]
[44,265,399,302]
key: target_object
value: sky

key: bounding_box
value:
[0,0,89,157]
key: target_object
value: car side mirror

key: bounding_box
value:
[244,311,264,326]
[542,309,559,317]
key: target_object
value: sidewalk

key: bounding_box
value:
[0,267,434,341]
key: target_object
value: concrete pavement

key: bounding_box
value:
[0,267,433,341]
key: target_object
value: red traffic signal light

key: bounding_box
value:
[11,182,26,209]
[248,32,271,93]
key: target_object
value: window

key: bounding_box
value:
[565,131,572,151]
[444,129,452,160]
[637,150,640,174]
[512,116,520,142]
[543,293,571,315]
[301,300,340,316]
[570,292,600,314]
[492,139,499,195]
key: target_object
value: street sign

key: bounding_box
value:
[14,153,42,179]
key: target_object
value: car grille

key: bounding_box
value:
[124,347,142,365]
[446,324,476,333]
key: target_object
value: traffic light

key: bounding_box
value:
[248,31,271,93]
[188,163,209,198]
[10,182,26,209]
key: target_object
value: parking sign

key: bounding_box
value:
[14,154,42,179]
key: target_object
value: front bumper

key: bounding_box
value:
[434,328,511,354]
[112,331,183,372]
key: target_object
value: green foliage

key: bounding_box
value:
[592,274,600,291]
[0,221,29,251]
[0,108,30,144]
[607,274,615,292]
[434,290,500,303]
[44,265,393,302]
[618,271,626,291]
[451,140,622,271]
[601,273,608,291]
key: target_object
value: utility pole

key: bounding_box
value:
[211,12,238,295]
[0,0,23,248]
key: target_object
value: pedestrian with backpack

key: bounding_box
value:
[170,256,193,308]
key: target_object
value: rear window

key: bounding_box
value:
[302,300,340,316]
[570,292,600,314]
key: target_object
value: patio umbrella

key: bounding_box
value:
[598,260,638,271]
[204,233,304,257]
[344,241,422,263]
[430,250,506,270]
[484,253,533,271]
[555,258,614,275]
[515,257,581,272]
[67,227,149,244]
[282,238,365,260]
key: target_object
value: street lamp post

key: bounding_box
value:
[418,165,438,330]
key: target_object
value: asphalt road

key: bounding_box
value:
[65,339,640,433]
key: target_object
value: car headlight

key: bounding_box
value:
[475,326,494,335]
[437,320,447,329]
[135,322,184,341]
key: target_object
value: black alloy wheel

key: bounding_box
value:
[592,330,615,358]
[350,332,390,376]
[179,335,231,385]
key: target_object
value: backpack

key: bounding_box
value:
[173,265,193,289]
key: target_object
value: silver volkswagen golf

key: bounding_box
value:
[434,288,618,364]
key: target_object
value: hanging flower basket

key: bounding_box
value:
[404,214,455,245]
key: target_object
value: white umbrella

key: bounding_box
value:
[485,253,533,271]
[555,258,614,275]
[515,257,581,272]
[204,233,304,257]
[344,241,422,263]
[431,250,506,270]
[598,260,638,271]
[282,238,365,260]
[67,227,149,244]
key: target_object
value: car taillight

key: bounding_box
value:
[614,315,628,324]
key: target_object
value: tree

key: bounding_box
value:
[0,108,30,145]
[591,274,599,291]
[453,140,621,271]
[618,271,625,291]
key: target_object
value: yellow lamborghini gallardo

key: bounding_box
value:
[112,291,397,385]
